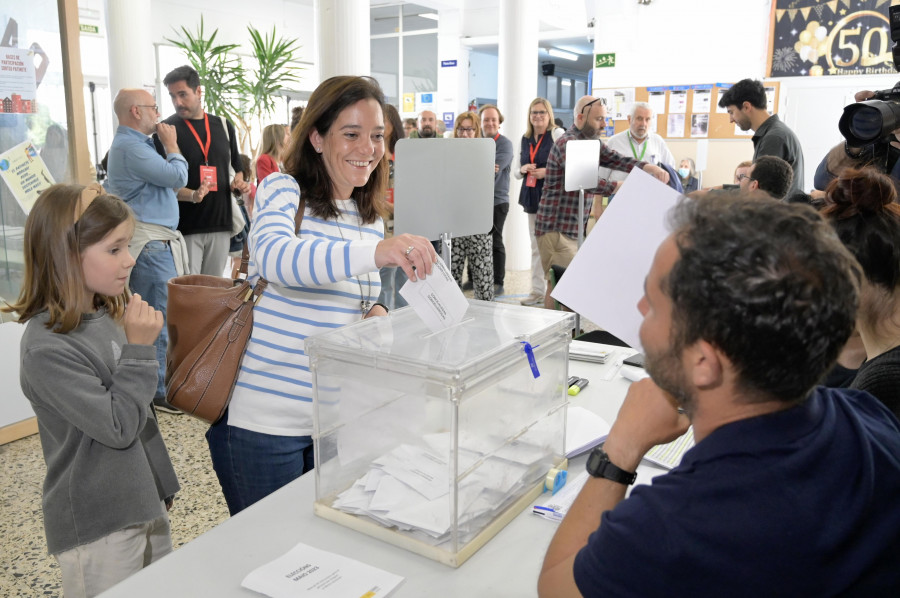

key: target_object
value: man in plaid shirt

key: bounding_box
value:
[535,96,669,285]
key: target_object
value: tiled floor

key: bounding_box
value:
[1,269,565,596]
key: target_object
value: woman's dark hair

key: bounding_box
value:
[284,76,388,224]
[383,103,403,156]
[821,168,900,328]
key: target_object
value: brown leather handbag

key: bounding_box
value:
[165,242,266,423]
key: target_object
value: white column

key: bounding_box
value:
[315,0,370,80]
[104,0,154,129]
[498,0,538,272]
[436,9,469,123]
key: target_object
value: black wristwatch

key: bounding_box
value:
[586,447,637,485]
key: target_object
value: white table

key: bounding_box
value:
[100,344,663,597]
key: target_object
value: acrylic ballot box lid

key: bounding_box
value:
[305,300,576,392]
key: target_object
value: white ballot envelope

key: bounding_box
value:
[551,168,680,350]
[399,258,469,332]
[241,542,404,598]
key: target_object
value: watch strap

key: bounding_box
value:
[586,447,637,485]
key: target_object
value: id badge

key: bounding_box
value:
[525,174,537,187]
[199,165,218,191]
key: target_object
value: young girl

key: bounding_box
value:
[4,183,179,598]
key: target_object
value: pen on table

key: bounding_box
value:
[533,506,564,521]
[568,377,589,396]
[567,375,579,388]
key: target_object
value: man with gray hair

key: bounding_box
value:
[107,88,197,413]
[599,101,675,184]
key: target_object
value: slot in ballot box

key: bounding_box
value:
[306,301,575,567]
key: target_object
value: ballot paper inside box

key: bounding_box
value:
[306,300,575,568]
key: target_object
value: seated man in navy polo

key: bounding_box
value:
[539,194,900,597]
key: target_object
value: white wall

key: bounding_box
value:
[468,50,499,101]
[151,0,318,86]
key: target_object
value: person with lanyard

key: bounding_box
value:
[155,65,250,276]
[205,76,438,516]
[516,98,565,306]
[599,101,676,190]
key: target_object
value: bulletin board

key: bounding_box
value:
[595,81,781,141]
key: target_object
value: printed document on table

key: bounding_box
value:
[241,542,403,598]
[399,257,468,332]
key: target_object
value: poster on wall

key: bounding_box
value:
[691,114,709,138]
[667,114,685,138]
[647,89,667,116]
[769,0,894,77]
[0,140,56,213]
[0,47,38,113]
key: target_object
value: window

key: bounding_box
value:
[370,3,438,115]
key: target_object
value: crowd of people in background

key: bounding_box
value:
[11,69,900,597]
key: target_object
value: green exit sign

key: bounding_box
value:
[79,23,99,34]
[595,53,616,68]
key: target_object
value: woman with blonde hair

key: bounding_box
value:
[516,97,564,306]
[255,123,289,184]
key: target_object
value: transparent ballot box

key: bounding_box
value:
[306,301,575,567]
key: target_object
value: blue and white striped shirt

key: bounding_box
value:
[227,173,383,436]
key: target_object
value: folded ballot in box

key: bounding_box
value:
[306,301,575,568]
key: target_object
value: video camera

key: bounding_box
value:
[839,3,900,147]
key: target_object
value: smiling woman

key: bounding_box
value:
[205,76,439,516]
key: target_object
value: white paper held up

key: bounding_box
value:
[241,542,404,598]
[399,257,468,332]
[551,168,680,350]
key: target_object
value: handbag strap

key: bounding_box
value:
[236,197,306,279]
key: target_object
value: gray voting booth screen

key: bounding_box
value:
[393,138,495,241]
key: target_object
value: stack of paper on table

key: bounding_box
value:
[643,427,695,469]
[241,542,403,598]
[565,406,611,458]
[569,341,613,363]
[331,433,551,548]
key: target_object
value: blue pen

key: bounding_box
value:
[533,506,564,521]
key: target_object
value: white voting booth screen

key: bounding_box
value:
[564,140,601,192]
[393,138,495,241]
[551,168,680,350]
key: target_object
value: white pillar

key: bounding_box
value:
[436,9,470,123]
[315,0,370,80]
[104,0,154,129]
[498,0,538,272]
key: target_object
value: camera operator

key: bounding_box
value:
[815,89,900,191]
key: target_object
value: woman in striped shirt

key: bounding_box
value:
[206,76,437,515]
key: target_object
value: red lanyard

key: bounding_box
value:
[492,133,500,142]
[183,113,211,165]
[529,134,545,164]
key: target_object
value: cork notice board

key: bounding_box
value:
[597,81,781,140]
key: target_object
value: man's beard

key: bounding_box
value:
[420,126,435,138]
[581,123,601,140]
[644,343,694,414]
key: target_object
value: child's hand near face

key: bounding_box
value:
[124,293,163,346]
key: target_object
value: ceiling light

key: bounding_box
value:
[548,48,578,61]
[418,13,439,21]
